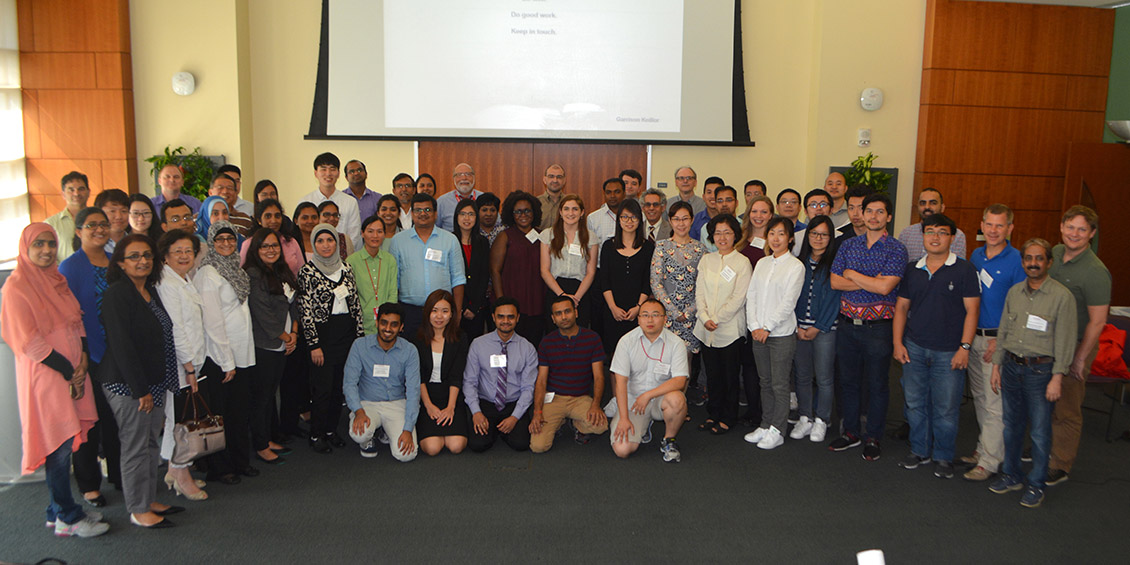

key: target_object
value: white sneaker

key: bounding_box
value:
[757,426,784,450]
[809,418,828,443]
[47,510,103,529]
[744,427,769,445]
[360,438,379,458]
[789,392,799,411]
[55,515,110,538]
[789,416,813,439]
[375,428,390,445]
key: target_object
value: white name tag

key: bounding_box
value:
[544,392,555,404]
[283,282,296,302]
[654,362,671,375]
[425,248,443,262]
[490,354,508,368]
[752,237,766,248]
[568,243,583,256]
[979,268,994,289]
[720,265,736,282]
[1026,314,1048,332]
[333,285,349,300]
[373,364,390,377]
[525,229,540,243]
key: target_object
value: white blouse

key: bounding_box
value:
[193,264,256,370]
[155,264,207,388]
[746,252,805,337]
[692,251,753,348]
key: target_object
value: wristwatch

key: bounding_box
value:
[960,342,971,351]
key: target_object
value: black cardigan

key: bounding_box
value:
[98,279,169,398]
[461,231,491,314]
[413,335,469,389]
[246,266,300,350]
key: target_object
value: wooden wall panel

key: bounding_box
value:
[950,72,1108,111]
[530,143,647,214]
[1064,143,1130,304]
[914,173,1064,211]
[28,0,130,53]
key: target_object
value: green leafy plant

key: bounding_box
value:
[843,152,893,193]
[144,146,216,201]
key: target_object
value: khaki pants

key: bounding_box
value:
[1049,345,1098,473]
[967,335,1004,472]
[530,395,608,453]
[348,399,418,462]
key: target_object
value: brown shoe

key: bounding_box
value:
[958,451,980,465]
[963,465,993,481]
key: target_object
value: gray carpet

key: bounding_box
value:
[2,385,1128,564]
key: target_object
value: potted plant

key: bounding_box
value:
[843,152,893,193]
[144,146,223,201]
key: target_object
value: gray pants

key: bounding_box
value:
[753,334,798,432]
[106,385,165,515]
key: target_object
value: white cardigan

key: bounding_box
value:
[155,264,207,389]
[193,264,256,371]
[746,252,805,337]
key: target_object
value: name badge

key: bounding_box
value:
[752,237,766,249]
[490,354,508,368]
[544,392,555,404]
[373,307,380,323]
[654,362,671,375]
[373,364,390,377]
[979,268,994,289]
[283,282,296,302]
[720,265,736,282]
[568,243,583,256]
[1026,314,1048,332]
[425,248,443,262]
[333,285,349,300]
[525,229,541,243]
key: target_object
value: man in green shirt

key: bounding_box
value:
[347,215,399,335]
[989,238,1077,508]
[1046,206,1110,486]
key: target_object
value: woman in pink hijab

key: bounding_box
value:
[1,223,108,538]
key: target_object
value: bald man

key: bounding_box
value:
[436,163,484,232]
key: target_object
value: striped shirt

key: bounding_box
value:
[537,327,605,397]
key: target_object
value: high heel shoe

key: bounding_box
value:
[164,473,207,490]
[172,480,209,501]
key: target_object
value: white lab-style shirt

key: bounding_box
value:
[194,265,256,371]
[745,251,805,337]
[693,251,753,348]
[155,264,207,389]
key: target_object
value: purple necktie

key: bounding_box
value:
[495,340,508,411]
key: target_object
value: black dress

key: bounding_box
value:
[598,239,655,356]
[413,336,470,439]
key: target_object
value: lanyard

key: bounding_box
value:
[363,254,382,303]
[640,336,665,362]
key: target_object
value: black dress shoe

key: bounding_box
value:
[309,436,333,454]
[325,433,346,448]
[84,494,107,508]
[132,515,176,529]
[238,466,260,478]
[153,505,185,516]
[255,453,286,465]
[206,473,242,485]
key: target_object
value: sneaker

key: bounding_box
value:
[1045,468,1069,486]
[375,428,390,445]
[898,454,932,470]
[359,438,379,458]
[828,433,861,452]
[47,511,103,528]
[862,439,881,461]
[958,451,980,465]
[757,426,784,450]
[988,475,1025,494]
[744,427,769,445]
[660,438,681,463]
[963,465,994,482]
[54,515,110,538]
[1020,486,1045,508]
[789,416,813,440]
[809,419,827,443]
[934,460,954,479]
[640,420,654,444]
[574,428,593,445]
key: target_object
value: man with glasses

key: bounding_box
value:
[216,164,255,217]
[391,173,416,229]
[437,162,482,232]
[665,166,706,216]
[641,189,672,242]
[387,193,466,339]
[302,152,363,247]
[892,213,980,479]
[343,160,381,224]
[537,164,567,230]
[210,173,254,236]
[792,188,834,255]
[151,164,202,214]
[47,171,91,262]
[775,188,803,232]
[700,185,740,252]
[160,199,195,235]
[691,176,725,243]
[898,188,968,261]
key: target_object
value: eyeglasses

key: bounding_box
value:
[260,243,281,250]
[454,172,475,177]
[412,207,434,214]
[321,212,341,219]
[642,202,663,208]
[165,214,193,224]
[619,215,639,222]
[809,232,831,239]
[457,210,477,218]
[513,209,534,216]
[130,211,152,218]
[213,235,237,243]
[123,252,153,262]
[923,230,952,238]
[715,197,737,204]
[675,176,695,182]
[81,222,111,230]
[779,199,800,206]
[807,202,830,210]
[638,312,664,319]
[394,183,414,190]
[346,168,365,175]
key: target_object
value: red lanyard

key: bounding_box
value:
[640,336,665,362]
[363,253,382,313]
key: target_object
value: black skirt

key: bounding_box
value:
[415,382,470,439]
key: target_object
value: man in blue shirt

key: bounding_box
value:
[388,193,467,339]
[436,162,483,232]
[691,176,724,242]
[892,214,980,479]
[343,303,420,461]
[463,298,538,452]
[962,204,1026,481]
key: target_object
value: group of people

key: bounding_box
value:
[6,159,1110,538]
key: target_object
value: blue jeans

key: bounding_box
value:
[1001,357,1055,490]
[901,339,964,462]
[45,439,85,525]
[836,319,892,441]
[794,328,836,422]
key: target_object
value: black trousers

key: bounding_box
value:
[515,314,544,349]
[279,337,311,437]
[250,348,286,451]
[309,315,357,437]
[398,303,424,343]
[73,362,122,493]
[547,277,591,330]
[468,401,531,452]
[202,358,252,473]
[703,339,743,426]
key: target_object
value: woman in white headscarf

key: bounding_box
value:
[297,223,364,454]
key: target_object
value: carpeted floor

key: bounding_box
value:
[2,383,1128,564]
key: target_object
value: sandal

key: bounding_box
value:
[698,419,717,432]
[710,422,731,435]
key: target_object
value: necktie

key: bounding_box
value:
[648,225,656,242]
[495,339,508,411]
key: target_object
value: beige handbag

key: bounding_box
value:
[171,392,226,465]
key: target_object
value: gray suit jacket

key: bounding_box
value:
[643,218,672,241]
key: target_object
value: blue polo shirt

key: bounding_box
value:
[970,243,1024,330]
[898,252,980,351]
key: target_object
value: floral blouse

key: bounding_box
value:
[650,238,706,353]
